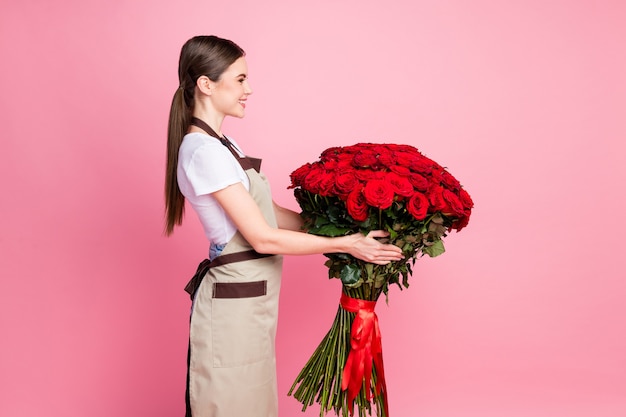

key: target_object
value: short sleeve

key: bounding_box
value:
[183,142,244,196]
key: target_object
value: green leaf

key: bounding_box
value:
[312,224,351,236]
[357,216,373,229]
[423,239,446,257]
[401,270,410,288]
[340,263,362,286]
[327,252,352,261]
[313,216,330,228]
[326,205,344,224]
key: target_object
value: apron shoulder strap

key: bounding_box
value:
[190,117,261,172]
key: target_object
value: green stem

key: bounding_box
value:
[289,285,387,417]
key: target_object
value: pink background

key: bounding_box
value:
[1,1,625,416]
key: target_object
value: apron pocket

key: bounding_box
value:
[211,281,272,367]
[213,280,267,298]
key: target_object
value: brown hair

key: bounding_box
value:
[164,35,245,235]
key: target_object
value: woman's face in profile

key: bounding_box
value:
[209,57,253,119]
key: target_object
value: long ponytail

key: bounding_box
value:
[164,35,245,235]
[164,86,190,235]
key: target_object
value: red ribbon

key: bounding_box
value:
[340,293,389,416]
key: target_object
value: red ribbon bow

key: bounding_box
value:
[340,293,389,416]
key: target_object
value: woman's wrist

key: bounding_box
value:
[333,234,356,255]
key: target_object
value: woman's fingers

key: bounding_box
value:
[368,230,403,253]
[355,230,403,263]
[366,230,390,239]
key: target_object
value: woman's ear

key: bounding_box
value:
[196,75,214,95]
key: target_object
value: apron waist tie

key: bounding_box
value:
[184,250,274,299]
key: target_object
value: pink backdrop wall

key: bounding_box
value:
[1,1,625,416]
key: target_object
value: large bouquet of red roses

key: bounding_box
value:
[287,143,473,417]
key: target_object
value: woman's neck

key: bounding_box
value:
[191,107,224,138]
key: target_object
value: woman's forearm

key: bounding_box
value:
[273,201,305,232]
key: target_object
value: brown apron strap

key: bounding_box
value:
[211,249,272,268]
[190,117,261,172]
[184,250,273,299]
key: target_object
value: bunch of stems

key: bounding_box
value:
[288,284,387,417]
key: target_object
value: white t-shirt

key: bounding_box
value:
[177,132,250,244]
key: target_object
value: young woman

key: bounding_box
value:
[164,35,403,417]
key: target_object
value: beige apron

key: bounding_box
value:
[185,119,284,417]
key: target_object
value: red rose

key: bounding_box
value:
[346,187,369,221]
[441,170,461,191]
[353,149,378,168]
[388,165,411,176]
[458,188,474,210]
[386,172,414,198]
[429,167,443,185]
[322,159,338,171]
[317,171,336,196]
[303,164,326,194]
[337,155,353,170]
[289,163,312,188]
[335,171,359,197]
[408,173,429,192]
[320,146,342,162]
[376,147,396,168]
[393,151,416,168]
[451,212,471,231]
[355,170,386,181]
[427,185,448,212]
[410,156,435,175]
[406,192,429,220]
[428,185,464,216]
[363,179,395,209]
[442,189,465,216]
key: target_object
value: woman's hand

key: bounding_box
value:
[345,230,404,265]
